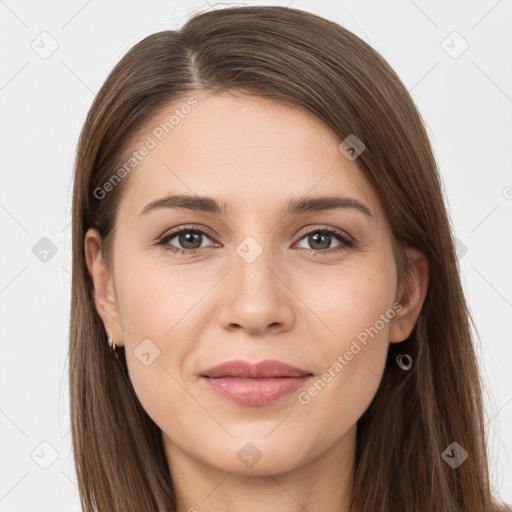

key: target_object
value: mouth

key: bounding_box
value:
[199,359,314,406]
[199,359,312,379]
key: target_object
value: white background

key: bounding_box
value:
[0,0,511,510]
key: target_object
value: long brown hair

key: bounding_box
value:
[69,5,504,511]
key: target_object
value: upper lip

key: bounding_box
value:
[200,359,313,378]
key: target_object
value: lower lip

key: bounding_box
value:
[202,376,313,406]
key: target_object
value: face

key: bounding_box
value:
[86,91,425,479]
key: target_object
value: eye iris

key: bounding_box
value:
[179,231,202,250]
[309,232,331,250]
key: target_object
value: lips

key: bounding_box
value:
[199,359,313,406]
[200,359,312,379]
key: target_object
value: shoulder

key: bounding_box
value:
[497,504,512,512]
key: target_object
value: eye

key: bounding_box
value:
[295,226,354,255]
[157,226,217,255]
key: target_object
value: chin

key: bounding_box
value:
[201,435,309,476]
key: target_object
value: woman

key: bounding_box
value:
[69,5,509,511]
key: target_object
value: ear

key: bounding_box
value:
[389,248,429,343]
[84,228,124,347]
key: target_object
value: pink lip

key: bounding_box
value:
[199,359,313,406]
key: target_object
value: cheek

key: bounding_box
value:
[114,252,211,344]
[112,257,211,429]
[296,261,396,419]
[304,256,396,348]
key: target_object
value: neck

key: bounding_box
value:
[166,425,356,512]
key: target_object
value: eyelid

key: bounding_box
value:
[158,224,353,241]
[157,224,218,242]
[294,224,353,241]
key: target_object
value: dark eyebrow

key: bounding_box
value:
[283,195,373,219]
[139,194,229,218]
[138,194,373,219]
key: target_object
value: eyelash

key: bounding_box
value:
[156,225,355,256]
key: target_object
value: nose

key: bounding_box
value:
[216,242,295,336]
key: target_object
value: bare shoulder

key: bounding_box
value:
[498,504,512,512]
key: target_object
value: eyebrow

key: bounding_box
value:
[138,194,373,219]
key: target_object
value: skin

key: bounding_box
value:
[85,90,429,512]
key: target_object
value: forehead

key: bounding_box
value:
[116,91,382,222]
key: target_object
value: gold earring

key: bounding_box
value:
[107,331,116,351]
